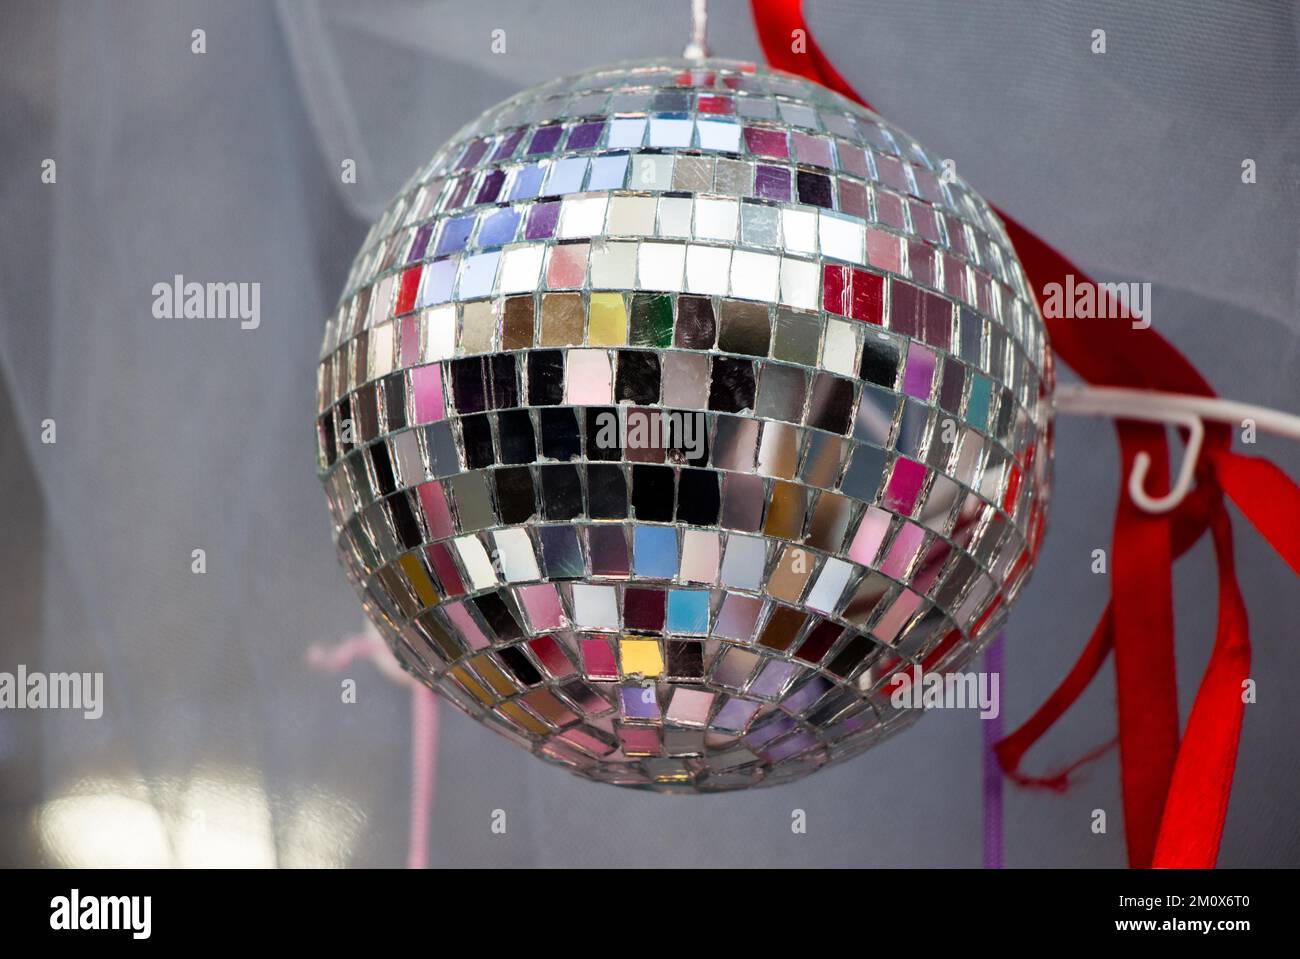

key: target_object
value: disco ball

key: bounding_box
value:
[315,59,1053,791]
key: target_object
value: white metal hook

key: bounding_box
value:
[1127,410,1203,513]
[1054,385,1300,515]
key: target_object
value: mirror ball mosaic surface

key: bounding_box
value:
[316,59,1054,792]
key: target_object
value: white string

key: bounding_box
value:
[683,0,710,60]
[1055,385,1300,514]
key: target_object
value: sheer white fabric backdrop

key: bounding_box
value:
[0,0,1296,866]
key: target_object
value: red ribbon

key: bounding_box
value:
[752,0,1300,867]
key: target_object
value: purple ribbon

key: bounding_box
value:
[982,632,1005,869]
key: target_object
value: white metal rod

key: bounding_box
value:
[1054,385,1300,514]
[1055,385,1300,440]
